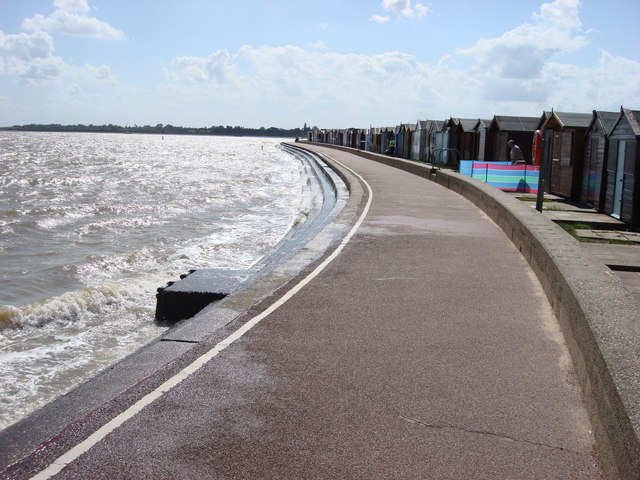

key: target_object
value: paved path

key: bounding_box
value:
[7,146,602,479]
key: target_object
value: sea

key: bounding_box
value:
[0,131,322,431]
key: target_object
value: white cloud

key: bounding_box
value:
[6,56,66,85]
[0,30,54,61]
[541,50,640,111]
[53,0,90,13]
[22,4,124,39]
[534,0,581,29]
[81,63,114,81]
[68,83,81,95]
[457,0,588,80]
[0,1,123,87]
[455,0,590,109]
[308,41,327,50]
[0,30,64,83]
[162,45,433,126]
[369,15,390,23]
[166,50,238,87]
[0,29,116,86]
[414,3,430,17]
[160,17,638,128]
[380,0,431,20]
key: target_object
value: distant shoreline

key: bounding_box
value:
[0,123,308,138]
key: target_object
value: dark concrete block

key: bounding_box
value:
[155,269,250,324]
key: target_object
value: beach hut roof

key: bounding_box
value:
[542,111,593,130]
[613,108,640,136]
[587,110,620,136]
[628,110,640,135]
[491,115,539,132]
[473,118,491,130]
[430,120,445,131]
[458,118,478,132]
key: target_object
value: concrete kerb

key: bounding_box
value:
[300,143,640,479]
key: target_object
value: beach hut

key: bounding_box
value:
[394,125,405,158]
[404,123,414,159]
[443,118,458,162]
[603,108,640,230]
[448,118,480,160]
[539,111,592,200]
[486,116,539,163]
[411,120,429,161]
[395,124,413,159]
[352,128,364,149]
[433,120,450,165]
[340,129,348,147]
[473,119,491,161]
[345,128,354,148]
[379,127,394,154]
[580,110,619,209]
[422,120,443,164]
[372,127,383,153]
[367,127,375,152]
[345,128,359,149]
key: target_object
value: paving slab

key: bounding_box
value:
[582,243,640,268]
[612,270,640,303]
[575,229,640,244]
[542,210,627,229]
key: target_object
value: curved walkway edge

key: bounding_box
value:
[301,142,640,479]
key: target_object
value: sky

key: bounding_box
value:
[0,0,639,129]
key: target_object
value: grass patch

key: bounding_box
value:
[557,222,590,239]
[557,222,635,245]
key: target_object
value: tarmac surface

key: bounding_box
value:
[2,145,604,479]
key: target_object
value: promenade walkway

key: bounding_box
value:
[3,145,603,478]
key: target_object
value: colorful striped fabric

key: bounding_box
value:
[459,161,540,193]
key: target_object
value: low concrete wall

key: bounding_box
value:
[306,143,640,479]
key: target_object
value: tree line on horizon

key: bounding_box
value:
[1,123,312,137]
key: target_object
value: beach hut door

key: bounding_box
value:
[612,140,625,218]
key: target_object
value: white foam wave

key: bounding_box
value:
[0,281,144,330]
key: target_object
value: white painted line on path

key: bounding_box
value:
[30,152,372,480]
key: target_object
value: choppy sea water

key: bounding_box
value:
[0,132,321,430]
